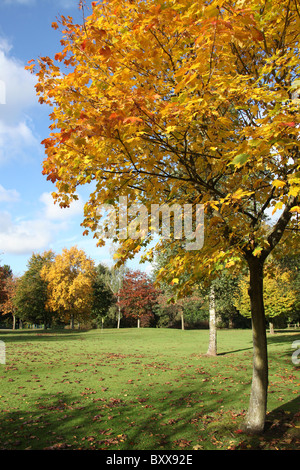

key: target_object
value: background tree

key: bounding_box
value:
[154,290,206,329]
[41,246,95,329]
[31,0,300,433]
[14,251,55,328]
[91,263,116,327]
[236,264,298,333]
[276,254,300,325]
[1,274,18,329]
[0,265,13,306]
[118,270,159,328]
[213,271,249,329]
[108,244,128,328]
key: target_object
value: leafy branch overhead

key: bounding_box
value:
[28,0,299,283]
[28,0,300,434]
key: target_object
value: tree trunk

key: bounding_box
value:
[12,315,16,330]
[269,322,274,335]
[206,286,217,356]
[137,317,140,328]
[117,295,121,329]
[243,256,268,434]
[181,312,185,330]
[70,314,74,330]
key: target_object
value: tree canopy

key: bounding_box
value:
[41,246,95,329]
[29,0,300,434]
[14,251,55,328]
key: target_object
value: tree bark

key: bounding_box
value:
[181,312,185,330]
[117,296,121,329]
[206,286,217,356]
[243,256,268,434]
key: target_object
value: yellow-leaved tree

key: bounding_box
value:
[235,266,297,334]
[41,246,95,329]
[29,0,300,433]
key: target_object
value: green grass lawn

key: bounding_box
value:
[0,327,299,450]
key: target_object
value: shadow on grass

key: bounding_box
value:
[0,329,89,344]
[1,386,298,451]
[234,395,300,450]
[267,332,300,345]
[0,379,249,451]
[0,328,153,344]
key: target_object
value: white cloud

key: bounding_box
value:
[0,36,41,166]
[39,192,84,220]
[0,184,20,202]
[0,120,40,165]
[0,191,84,255]
[3,0,78,6]
[0,211,53,254]
[0,41,37,125]
[3,0,35,5]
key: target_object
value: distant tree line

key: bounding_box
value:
[0,247,299,331]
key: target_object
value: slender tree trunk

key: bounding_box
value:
[117,293,121,329]
[137,317,140,328]
[243,256,268,434]
[206,286,217,356]
[70,314,74,330]
[269,322,274,335]
[12,315,16,330]
[181,312,185,330]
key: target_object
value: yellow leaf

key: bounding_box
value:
[272,180,286,188]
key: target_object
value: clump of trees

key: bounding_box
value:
[0,247,116,330]
[1,250,298,331]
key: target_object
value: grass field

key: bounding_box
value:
[0,327,299,450]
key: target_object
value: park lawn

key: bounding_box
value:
[0,327,299,450]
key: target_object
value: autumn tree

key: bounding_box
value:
[1,275,18,329]
[276,253,300,323]
[0,265,13,306]
[118,270,159,328]
[14,252,55,328]
[31,0,300,433]
[236,265,298,333]
[41,246,95,329]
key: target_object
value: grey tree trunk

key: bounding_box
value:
[117,292,121,329]
[206,286,217,356]
[243,256,268,434]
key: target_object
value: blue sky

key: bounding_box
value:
[0,0,152,276]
